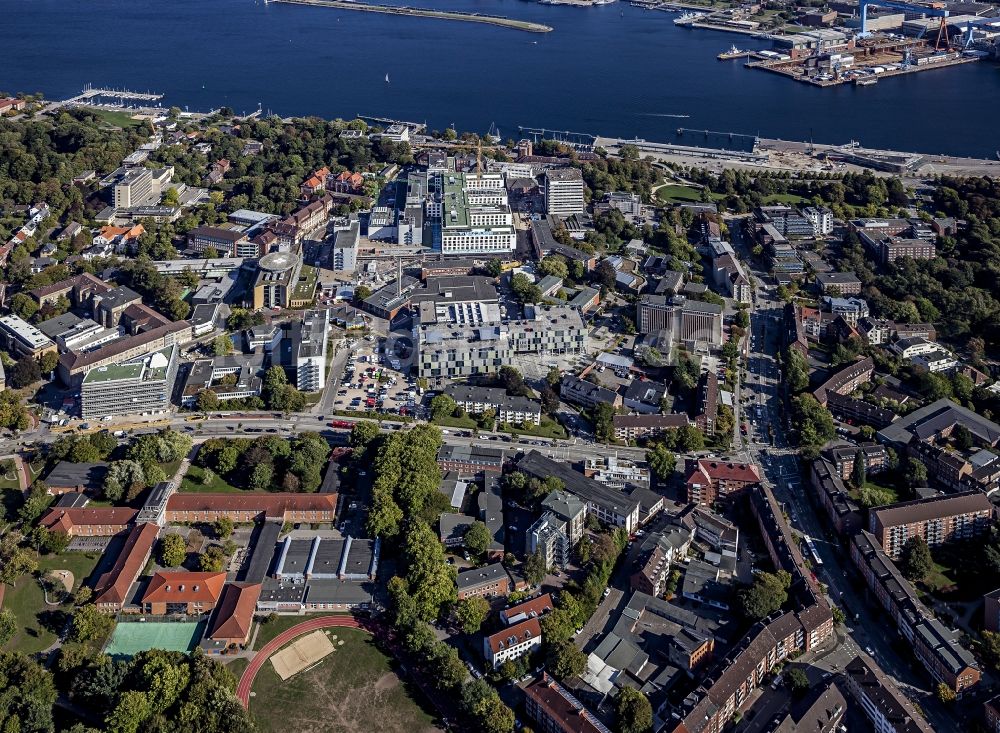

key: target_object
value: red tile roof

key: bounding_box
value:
[688,459,761,485]
[486,617,542,655]
[141,571,227,604]
[165,492,337,518]
[501,593,553,624]
[206,582,261,641]
[39,507,139,534]
[93,523,159,607]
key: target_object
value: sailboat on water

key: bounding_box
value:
[385,73,390,83]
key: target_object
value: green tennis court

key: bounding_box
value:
[105,621,206,658]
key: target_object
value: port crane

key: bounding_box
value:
[858,0,950,48]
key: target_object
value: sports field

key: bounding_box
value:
[105,621,205,658]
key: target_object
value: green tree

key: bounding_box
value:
[211,334,233,357]
[936,682,957,704]
[9,355,41,388]
[790,394,836,457]
[0,609,16,648]
[646,443,676,482]
[463,521,492,557]
[739,570,791,620]
[852,449,866,489]
[106,690,152,733]
[214,516,234,539]
[454,596,490,634]
[69,604,114,644]
[675,424,705,452]
[199,546,227,572]
[430,394,457,421]
[905,457,928,489]
[197,389,220,412]
[0,652,56,733]
[900,536,932,582]
[350,420,380,449]
[548,640,587,679]
[593,402,616,443]
[615,687,652,733]
[787,667,811,696]
[354,284,372,302]
[159,533,186,568]
[784,347,810,393]
[524,550,548,586]
[485,258,503,278]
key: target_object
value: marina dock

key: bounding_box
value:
[268,0,553,32]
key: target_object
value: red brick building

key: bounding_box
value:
[685,459,761,505]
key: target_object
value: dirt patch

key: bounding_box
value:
[374,673,399,692]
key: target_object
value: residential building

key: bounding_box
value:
[484,617,542,669]
[816,271,862,295]
[443,384,542,426]
[500,593,554,626]
[457,563,511,600]
[692,372,719,437]
[113,168,154,208]
[622,379,667,415]
[518,451,642,532]
[823,296,869,326]
[809,458,863,536]
[851,532,980,694]
[332,219,359,273]
[527,491,587,570]
[141,571,227,615]
[80,345,178,419]
[868,491,993,559]
[93,523,159,612]
[560,375,622,410]
[523,674,611,733]
[612,413,690,442]
[812,356,875,406]
[685,459,761,505]
[843,655,934,733]
[802,206,834,235]
[543,169,585,217]
[829,443,888,480]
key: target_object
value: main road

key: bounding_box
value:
[734,233,958,731]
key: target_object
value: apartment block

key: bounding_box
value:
[843,655,934,733]
[851,531,980,694]
[457,563,511,600]
[612,413,690,442]
[635,294,723,347]
[523,674,611,733]
[484,617,542,668]
[443,383,542,426]
[868,491,992,559]
[292,309,329,392]
[684,458,762,505]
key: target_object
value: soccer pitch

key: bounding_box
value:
[105,621,206,658]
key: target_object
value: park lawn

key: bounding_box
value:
[249,627,437,733]
[505,417,568,440]
[87,107,147,129]
[431,414,478,430]
[863,479,899,503]
[656,184,708,204]
[226,657,249,679]
[0,550,98,656]
[180,464,249,494]
[923,561,958,595]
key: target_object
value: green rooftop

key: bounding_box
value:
[82,346,174,384]
[441,173,470,229]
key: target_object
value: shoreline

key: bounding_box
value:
[269,0,553,32]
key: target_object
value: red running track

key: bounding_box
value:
[236,615,365,707]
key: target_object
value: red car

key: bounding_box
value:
[328,420,353,429]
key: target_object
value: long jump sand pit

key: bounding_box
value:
[270,630,336,681]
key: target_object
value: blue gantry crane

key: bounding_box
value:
[859,0,950,47]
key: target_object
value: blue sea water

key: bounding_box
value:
[0,0,997,157]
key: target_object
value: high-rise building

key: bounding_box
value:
[543,168,585,217]
[292,310,330,392]
[80,345,178,419]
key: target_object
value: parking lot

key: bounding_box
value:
[333,337,419,416]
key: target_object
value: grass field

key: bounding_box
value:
[86,107,147,129]
[1,553,102,654]
[105,621,205,658]
[250,627,437,733]
[761,193,809,205]
[180,464,249,494]
[431,414,478,430]
[656,184,711,204]
[504,416,568,440]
